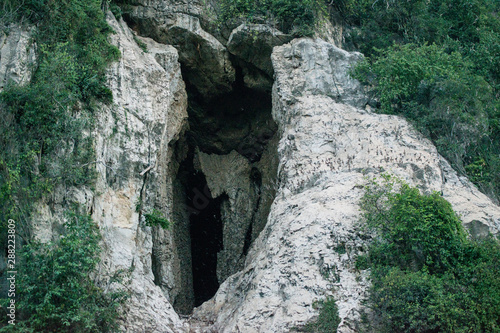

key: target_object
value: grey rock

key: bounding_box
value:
[465,220,492,239]
[0,26,36,90]
[225,23,293,92]
[124,0,235,98]
[227,24,292,77]
[96,15,189,332]
[195,150,255,282]
[272,38,367,109]
[192,38,500,333]
[5,9,500,333]
[28,14,190,332]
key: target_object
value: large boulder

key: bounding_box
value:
[227,24,292,91]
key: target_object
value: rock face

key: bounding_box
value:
[3,6,500,333]
[123,1,296,95]
[192,38,500,332]
[6,14,190,332]
[92,15,189,332]
[0,26,35,89]
[227,24,293,91]
[124,0,235,98]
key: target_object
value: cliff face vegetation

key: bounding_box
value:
[0,0,499,332]
[337,0,500,201]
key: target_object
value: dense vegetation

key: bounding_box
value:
[0,0,119,238]
[0,0,123,331]
[5,211,126,332]
[216,0,500,199]
[217,0,327,36]
[358,175,500,332]
[331,0,500,200]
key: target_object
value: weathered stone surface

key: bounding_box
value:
[192,38,500,332]
[125,0,235,98]
[226,23,292,92]
[0,26,35,90]
[27,14,189,332]
[227,23,292,77]
[239,64,274,92]
[195,150,256,282]
[6,9,500,333]
[314,13,343,48]
[93,14,189,332]
[272,38,367,109]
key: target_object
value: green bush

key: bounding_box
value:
[336,0,498,60]
[144,209,170,229]
[0,211,126,332]
[359,175,500,332]
[0,1,123,330]
[217,0,325,36]
[359,174,466,274]
[300,298,341,332]
[337,0,500,200]
[352,42,499,199]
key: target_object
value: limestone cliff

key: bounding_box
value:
[1,4,499,333]
[192,38,500,332]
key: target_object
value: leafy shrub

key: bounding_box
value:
[300,298,341,332]
[359,175,500,332]
[1,211,126,332]
[0,1,123,330]
[359,174,466,274]
[144,209,170,229]
[217,0,325,36]
[336,0,498,60]
[353,42,499,199]
[335,0,500,200]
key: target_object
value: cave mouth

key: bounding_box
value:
[171,64,278,314]
[185,66,276,162]
[181,154,227,307]
[190,190,227,307]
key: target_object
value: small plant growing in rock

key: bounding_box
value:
[144,208,170,229]
[133,35,148,53]
[299,298,341,332]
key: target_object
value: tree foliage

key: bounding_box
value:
[1,211,126,332]
[0,0,123,330]
[217,0,326,36]
[0,0,119,237]
[359,175,500,332]
[338,0,500,200]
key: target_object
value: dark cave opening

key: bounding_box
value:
[171,63,278,313]
[189,191,227,307]
[116,14,279,315]
[184,65,276,162]
[181,153,227,307]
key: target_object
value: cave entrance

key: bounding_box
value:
[171,65,279,314]
[190,190,227,307]
[183,162,227,307]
